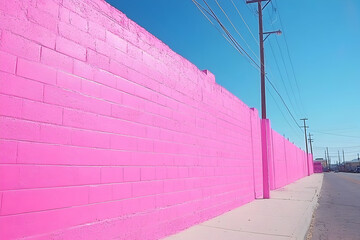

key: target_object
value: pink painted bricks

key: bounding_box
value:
[0,0,314,239]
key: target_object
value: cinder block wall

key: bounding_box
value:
[0,0,312,239]
[271,130,312,189]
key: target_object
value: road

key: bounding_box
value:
[309,172,360,240]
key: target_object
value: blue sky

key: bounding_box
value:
[106,0,360,161]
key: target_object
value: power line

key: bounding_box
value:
[230,0,258,45]
[243,0,257,17]
[192,0,303,135]
[266,76,303,131]
[272,37,302,114]
[266,6,304,119]
[192,0,240,51]
[261,5,302,123]
[274,0,307,116]
[231,0,289,98]
[214,0,259,61]
[314,145,360,149]
[192,0,261,72]
[196,0,261,69]
[268,39,298,116]
[327,149,360,154]
[312,131,360,139]
[266,85,304,141]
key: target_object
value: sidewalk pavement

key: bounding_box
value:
[164,174,324,240]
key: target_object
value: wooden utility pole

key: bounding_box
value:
[326,147,330,170]
[343,149,346,171]
[308,133,313,156]
[246,0,281,119]
[324,150,327,168]
[258,0,266,119]
[301,118,310,175]
[246,0,281,199]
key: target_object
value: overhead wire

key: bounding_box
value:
[191,0,304,134]
[200,0,261,69]
[268,38,298,116]
[214,0,259,62]
[192,0,241,53]
[269,1,306,117]
[266,76,303,131]
[271,36,303,116]
[192,0,253,63]
[326,149,360,154]
[230,0,259,45]
[236,0,303,134]
[312,131,360,139]
[265,4,304,119]
[192,0,261,71]
[266,85,304,142]
[314,145,360,149]
[274,0,307,116]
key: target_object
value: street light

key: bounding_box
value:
[263,30,282,41]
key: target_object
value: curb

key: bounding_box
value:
[292,174,324,240]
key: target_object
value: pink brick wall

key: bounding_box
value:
[0,0,313,239]
[270,130,312,189]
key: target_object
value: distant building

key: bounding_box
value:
[344,160,360,172]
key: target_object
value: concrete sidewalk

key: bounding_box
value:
[164,174,323,240]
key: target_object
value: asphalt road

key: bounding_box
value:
[310,172,360,240]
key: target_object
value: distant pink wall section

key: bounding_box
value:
[0,0,312,239]
[313,161,322,173]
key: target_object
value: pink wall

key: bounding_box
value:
[313,162,323,173]
[0,0,312,239]
[270,130,313,190]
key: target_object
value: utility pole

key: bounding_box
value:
[258,0,266,119]
[343,149,345,171]
[246,0,281,119]
[338,150,341,170]
[308,133,313,156]
[246,0,281,199]
[324,150,327,169]
[326,147,330,171]
[300,118,310,175]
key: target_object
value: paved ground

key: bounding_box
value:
[308,172,360,240]
[164,174,323,240]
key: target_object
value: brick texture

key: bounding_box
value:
[0,0,313,239]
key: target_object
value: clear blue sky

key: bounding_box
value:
[106,0,360,162]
